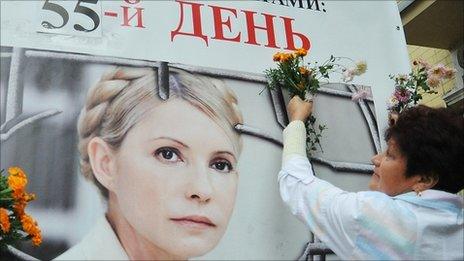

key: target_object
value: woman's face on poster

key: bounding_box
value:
[110,98,239,258]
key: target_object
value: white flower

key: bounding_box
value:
[426,75,441,88]
[387,96,399,110]
[351,88,372,102]
[342,68,355,82]
[396,74,408,82]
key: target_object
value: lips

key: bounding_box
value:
[170,215,216,228]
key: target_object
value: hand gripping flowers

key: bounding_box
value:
[265,48,367,154]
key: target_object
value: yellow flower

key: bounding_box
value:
[355,61,367,75]
[294,48,308,57]
[0,208,10,233]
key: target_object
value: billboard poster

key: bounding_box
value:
[1,1,410,259]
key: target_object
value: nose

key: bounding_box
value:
[185,165,213,203]
[371,153,382,167]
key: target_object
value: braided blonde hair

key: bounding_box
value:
[77,67,243,199]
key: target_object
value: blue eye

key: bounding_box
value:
[211,160,233,173]
[154,147,182,163]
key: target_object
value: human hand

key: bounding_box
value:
[287,96,313,122]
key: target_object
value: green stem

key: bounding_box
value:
[320,57,331,66]
[413,80,419,105]
[335,56,355,63]
[286,78,301,93]
[0,188,12,195]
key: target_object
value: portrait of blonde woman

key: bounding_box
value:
[55,67,243,260]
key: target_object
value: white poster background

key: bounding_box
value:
[2,0,410,134]
[1,1,411,259]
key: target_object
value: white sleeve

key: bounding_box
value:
[278,155,360,258]
[279,121,361,258]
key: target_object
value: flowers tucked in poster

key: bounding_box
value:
[1,167,42,250]
[265,48,367,154]
[387,59,456,114]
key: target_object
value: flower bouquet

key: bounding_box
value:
[387,59,456,114]
[265,48,367,154]
[1,167,42,251]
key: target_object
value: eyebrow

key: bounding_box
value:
[150,138,236,160]
[213,151,237,162]
[150,136,189,148]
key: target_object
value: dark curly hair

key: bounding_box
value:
[385,105,464,194]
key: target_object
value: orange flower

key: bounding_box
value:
[8,167,27,192]
[280,53,293,63]
[25,193,36,202]
[12,192,35,216]
[32,233,42,246]
[13,201,26,216]
[21,214,42,246]
[8,166,26,177]
[2,166,41,246]
[0,208,10,233]
[273,52,282,62]
[21,214,35,233]
[294,48,308,57]
[299,66,310,76]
